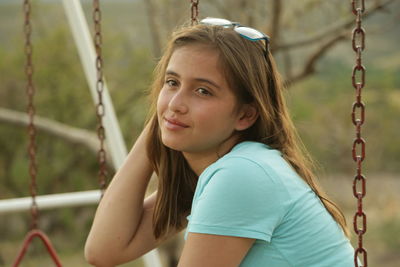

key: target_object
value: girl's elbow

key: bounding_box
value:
[84,246,96,266]
[84,245,101,266]
[84,241,115,267]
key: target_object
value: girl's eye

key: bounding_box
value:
[196,88,212,96]
[166,79,178,87]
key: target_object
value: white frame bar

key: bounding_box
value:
[0,190,102,213]
[62,0,127,168]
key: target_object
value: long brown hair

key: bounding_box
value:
[146,23,349,241]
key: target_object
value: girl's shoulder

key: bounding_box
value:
[199,141,288,186]
[202,141,311,199]
[214,141,289,178]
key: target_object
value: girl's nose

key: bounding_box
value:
[168,89,189,114]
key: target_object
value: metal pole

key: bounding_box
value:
[61,1,163,266]
[0,190,101,213]
[62,0,127,170]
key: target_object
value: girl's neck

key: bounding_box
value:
[182,135,239,176]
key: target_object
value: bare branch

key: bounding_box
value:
[284,31,347,86]
[143,0,162,58]
[282,0,324,27]
[0,107,112,166]
[282,47,293,80]
[276,0,396,51]
[270,0,282,50]
[207,0,232,20]
[245,0,257,27]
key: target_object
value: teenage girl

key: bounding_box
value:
[85,18,355,267]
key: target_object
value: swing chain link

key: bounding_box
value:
[93,0,108,194]
[351,0,367,266]
[190,0,200,26]
[23,0,39,230]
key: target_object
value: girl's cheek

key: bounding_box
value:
[157,88,169,112]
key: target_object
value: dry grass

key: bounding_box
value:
[321,173,400,267]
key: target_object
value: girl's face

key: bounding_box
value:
[157,44,246,158]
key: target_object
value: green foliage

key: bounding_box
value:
[379,217,400,250]
[288,55,400,174]
[0,0,399,265]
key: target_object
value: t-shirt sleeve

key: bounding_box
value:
[185,157,287,243]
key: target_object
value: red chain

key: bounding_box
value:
[93,0,108,195]
[15,2,63,266]
[23,0,39,231]
[351,0,367,266]
[190,0,200,26]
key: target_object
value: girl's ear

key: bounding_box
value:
[235,103,259,131]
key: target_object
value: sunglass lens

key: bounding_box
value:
[200,17,232,26]
[235,27,268,41]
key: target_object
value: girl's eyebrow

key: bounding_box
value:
[165,69,222,90]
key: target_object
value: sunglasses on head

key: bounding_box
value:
[200,17,271,55]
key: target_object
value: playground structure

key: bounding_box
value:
[0,0,377,266]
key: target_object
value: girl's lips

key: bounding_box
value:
[164,117,189,128]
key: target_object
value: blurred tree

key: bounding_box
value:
[0,1,399,266]
[143,0,397,85]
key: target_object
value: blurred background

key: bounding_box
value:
[0,0,399,266]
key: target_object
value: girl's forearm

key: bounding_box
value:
[85,126,153,264]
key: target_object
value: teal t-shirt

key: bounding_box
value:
[184,141,355,267]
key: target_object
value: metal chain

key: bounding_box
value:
[351,0,367,266]
[190,0,200,26]
[93,0,107,195]
[23,0,39,230]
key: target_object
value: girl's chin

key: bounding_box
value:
[161,138,183,151]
